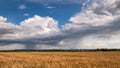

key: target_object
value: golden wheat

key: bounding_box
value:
[0,52,119,68]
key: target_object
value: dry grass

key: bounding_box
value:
[0,52,119,68]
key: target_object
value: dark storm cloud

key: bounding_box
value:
[0,18,120,49]
[0,28,18,35]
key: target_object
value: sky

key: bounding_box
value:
[0,0,120,50]
[0,0,83,27]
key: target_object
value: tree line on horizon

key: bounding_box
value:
[0,48,120,52]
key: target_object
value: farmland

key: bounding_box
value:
[0,52,119,68]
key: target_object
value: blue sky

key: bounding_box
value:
[0,0,120,50]
[0,0,82,27]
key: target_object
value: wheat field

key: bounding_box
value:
[0,52,119,68]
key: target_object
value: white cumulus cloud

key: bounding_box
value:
[20,15,59,38]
